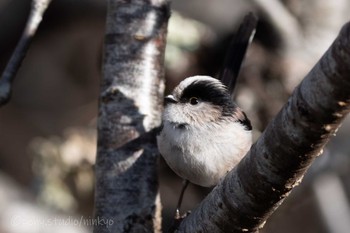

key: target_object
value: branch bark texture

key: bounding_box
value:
[177,22,350,233]
[94,0,170,232]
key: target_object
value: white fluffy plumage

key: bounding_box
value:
[157,76,252,187]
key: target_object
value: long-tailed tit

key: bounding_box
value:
[157,75,252,218]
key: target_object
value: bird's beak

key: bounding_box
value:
[164,95,178,104]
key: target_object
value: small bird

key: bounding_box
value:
[157,75,252,218]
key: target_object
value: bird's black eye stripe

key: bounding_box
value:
[181,80,227,102]
[181,80,233,108]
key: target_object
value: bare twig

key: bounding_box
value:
[0,0,52,106]
[93,0,170,232]
[177,21,350,232]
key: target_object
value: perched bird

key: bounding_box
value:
[157,75,252,218]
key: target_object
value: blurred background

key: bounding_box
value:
[0,0,350,232]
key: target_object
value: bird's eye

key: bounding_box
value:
[189,97,199,105]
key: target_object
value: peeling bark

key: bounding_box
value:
[93,0,170,232]
[177,22,350,233]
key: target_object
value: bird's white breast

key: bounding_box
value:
[157,119,252,187]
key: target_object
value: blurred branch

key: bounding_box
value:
[93,0,170,232]
[251,0,350,91]
[313,173,350,233]
[251,0,302,49]
[0,0,52,106]
[177,21,350,232]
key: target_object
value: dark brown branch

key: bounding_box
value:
[93,0,170,232]
[0,0,52,106]
[177,21,350,232]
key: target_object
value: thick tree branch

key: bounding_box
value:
[0,0,52,106]
[177,21,350,232]
[93,0,170,232]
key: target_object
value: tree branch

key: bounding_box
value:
[177,21,350,233]
[0,0,52,106]
[93,0,170,232]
